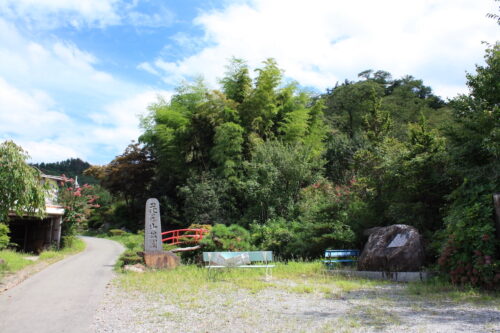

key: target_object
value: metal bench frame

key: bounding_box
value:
[324,249,360,269]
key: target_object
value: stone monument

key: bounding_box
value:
[143,198,180,269]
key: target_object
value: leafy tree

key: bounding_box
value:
[439,43,500,288]
[241,140,323,224]
[324,80,383,138]
[200,224,253,251]
[220,58,252,104]
[211,122,245,179]
[239,58,282,138]
[85,142,155,230]
[178,173,235,225]
[58,180,100,245]
[383,116,450,236]
[295,181,356,257]
[0,141,46,249]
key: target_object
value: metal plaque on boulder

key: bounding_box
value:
[144,198,162,252]
[387,233,408,248]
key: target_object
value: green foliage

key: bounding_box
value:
[85,185,114,230]
[85,142,155,231]
[179,173,229,225]
[32,158,97,185]
[384,117,450,233]
[0,141,47,249]
[220,58,252,104]
[120,249,143,265]
[362,89,392,144]
[242,140,323,224]
[211,122,244,179]
[439,43,500,289]
[0,141,47,223]
[250,218,300,259]
[438,184,499,288]
[295,181,356,257]
[108,229,126,237]
[200,224,253,252]
[0,223,10,250]
[58,181,100,239]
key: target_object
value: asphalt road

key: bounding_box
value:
[0,236,124,333]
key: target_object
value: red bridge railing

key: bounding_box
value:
[161,228,209,245]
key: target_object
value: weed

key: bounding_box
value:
[407,277,500,304]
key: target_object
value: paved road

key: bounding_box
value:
[0,236,124,333]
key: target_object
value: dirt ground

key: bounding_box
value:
[92,277,500,333]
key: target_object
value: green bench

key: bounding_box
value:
[203,251,274,279]
[324,249,360,269]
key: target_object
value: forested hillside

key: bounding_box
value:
[32,158,98,185]
[86,44,499,288]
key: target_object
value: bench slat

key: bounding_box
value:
[205,265,275,269]
[203,251,273,262]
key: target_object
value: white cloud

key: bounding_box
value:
[0,75,171,163]
[128,6,175,28]
[0,78,71,137]
[0,0,122,29]
[21,141,81,163]
[0,0,176,30]
[140,0,499,98]
[89,90,173,147]
[0,18,171,164]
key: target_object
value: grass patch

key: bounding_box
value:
[0,250,33,274]
[39,238,86,261]
[0,238,86,279]
[352,304,401,329]
[407,278,500,304]
[117,261,385,303]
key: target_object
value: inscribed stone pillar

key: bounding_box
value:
[144,198,162,252]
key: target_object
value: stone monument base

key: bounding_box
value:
[144,251,180,269]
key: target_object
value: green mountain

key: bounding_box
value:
[32,158,98,185]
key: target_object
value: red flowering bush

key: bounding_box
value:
[438,187,499,289]
[59,176,100,241]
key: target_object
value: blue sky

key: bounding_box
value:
[0,0,497,165]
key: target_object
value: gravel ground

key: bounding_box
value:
[92,276,500,333]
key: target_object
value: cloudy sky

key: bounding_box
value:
[0,0,497,164]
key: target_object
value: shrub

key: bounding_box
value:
[438,184,499,289]
[294,180,356,258]
[108,229,126,237]
[200,224,253,251]
[0,223,9,250]
[120,250,143,265]
[250,218,300,259]
[62,235,75,248]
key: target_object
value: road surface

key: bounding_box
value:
[0,236,124,333]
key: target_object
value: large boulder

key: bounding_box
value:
[358,224,425,272]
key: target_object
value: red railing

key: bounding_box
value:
[161,228,209,245]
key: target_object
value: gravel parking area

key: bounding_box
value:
[92,276,500,333]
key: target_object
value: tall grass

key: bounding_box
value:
[407,277,500,304]
[0,238,86,278]
[0,251,33,274]
[117,261,386,302]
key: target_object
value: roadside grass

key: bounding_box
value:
[104,231,499,308]
[0,238,86,279]
[39,238,86,260]
[117,261,387,303]
[0,251,32,274]
[406,277,500,305]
